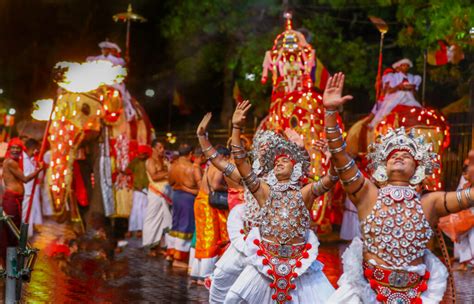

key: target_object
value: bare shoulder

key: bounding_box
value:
[3,158,16,169]
[420,191,442,205]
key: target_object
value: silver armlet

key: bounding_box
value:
[223,163,236,177]
[327,134,343,143]
[335,159,355,174]
[342,170,362,186]
[207,151,219,161]
[327,170,339,182]
[311,181,323,197]
[325,109,338,117]
[324,125,341,134]
[456,190,463,209]
[328,142,347,154]
[464,188,474,207]
[202,145,213,153]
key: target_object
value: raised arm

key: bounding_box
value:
[302,139,339,209]
[231,100,269,206]
[196,113,242,183]
[322,72,378,206]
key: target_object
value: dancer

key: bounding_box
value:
[225,101,336,303]
[197,112,280,302]
[323,72,474,303]
[143,140,172,255]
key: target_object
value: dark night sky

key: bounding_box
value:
[0,1,468,133]
[0,0,204,131]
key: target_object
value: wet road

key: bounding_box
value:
[5,221,472,303]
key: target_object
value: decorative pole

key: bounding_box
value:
[113,4,147,62]
[369,16,388,101]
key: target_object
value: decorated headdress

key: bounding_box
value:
[250,130,281,176]
[367,127,438,185]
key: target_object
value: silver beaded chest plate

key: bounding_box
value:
[260,183,310,245]
[361,186,433,268]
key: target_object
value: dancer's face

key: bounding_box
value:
[386,151,416,181]
[274,156,294,181]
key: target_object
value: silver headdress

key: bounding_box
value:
[367,127,438,185]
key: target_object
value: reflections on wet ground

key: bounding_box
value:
[13,221,473,303]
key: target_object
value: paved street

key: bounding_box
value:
[0,221,469,303]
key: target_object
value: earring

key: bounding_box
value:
[373,165,388,183]
[290,163,303,183]
[409,165,425,185]
[267,170,278,186]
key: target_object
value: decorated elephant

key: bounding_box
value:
[46,60,153,227]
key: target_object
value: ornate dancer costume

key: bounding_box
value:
[224,136,334,304]
[209,131,278,303]
[329,128,448,304]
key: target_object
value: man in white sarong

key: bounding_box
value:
[22,139,42,237]
[41,150,54,217]
[128,145,152,238]
[143,140,172,256]
[369,58,422,128]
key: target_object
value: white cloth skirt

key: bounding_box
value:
[224,228,334,303]
[454,227,474,263]
[128,190,148,232]
[369,91,422,128]
[142,190,172,247]
[340,197,361,241]
[210,203,248,303]
[327,237,448,304]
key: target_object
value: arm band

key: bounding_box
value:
[223,163,236,177]
[328,142,347,154]
[202,145,213,153]
[207,151,219,161]
[342,170,362,186]
[456,190,463,210]
[443,192,451,213]
[335,159,355,174]
[324,125,341,134]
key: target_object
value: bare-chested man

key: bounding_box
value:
[167,144,202,267]
[1,138,42,266]
[143,140,172,256]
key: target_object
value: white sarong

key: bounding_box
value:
[142,190,172,247]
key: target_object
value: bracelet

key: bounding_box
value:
[312,181,322,197]
[232,152,248,159]
[232,125,243,130]
[349,178,365,196]
[335,159,355,174]
[342,170,362,186]
[464,188,474,207]
[202,145,213,153]
[230,144,245,150]
[320,179,330,192]
[456,190,463,210]
[327,134,343,143]
[223,163,236,177]
[327,170,339,182]
[328,142,347,154]
[443,192,451,213]
[207,151,219,161]
[325,109,338,117]
[324,125,341,134]
[197,132,208,138]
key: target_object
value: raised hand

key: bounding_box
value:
[322,72,353,109]
[314,139,331,166]
[232,100,252,127]
[284,128,304,148]
[197,112,212,136]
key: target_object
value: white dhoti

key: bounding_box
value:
[340,197,361,241]
[142,190,172,248]
[22,153,43,237]
[210,203,247,303]
[225,228,334,304]
[454,227,474,264]
[128,190,148,232]
[327,237,448,304]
